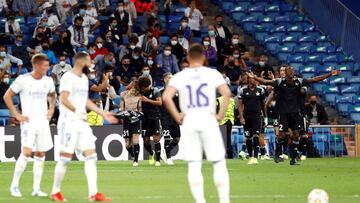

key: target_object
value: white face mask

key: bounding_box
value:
[231,39,239,45]
[97,43,103,49]
[259,61,265,67]
[0,51,6,57]
[130,45,136,50]
[233,54,240,59]
[89,74,96,79]
[143,70,150,76]
[59,61,66,67]
[148,60,154,66]
[181,22,188,27]
[164,50,171,56]
[203,41,210,46]
[3,78,9,84]
[118,7,124,12]
[171,40,178,46]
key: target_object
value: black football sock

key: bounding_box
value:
[154,142,161,162]
[144,142,154,155]
[164,137,171,158]
[260,146,266,156]
[283,133,290,155]
[253,136,260,159]
[275,138,284,157]
[246,139,253,157]
[290,140,300,160]
[166,140,178,158]
[299,136,308,156]
[126,145,134,157]
[241,144,247,152]
[133,144,140,162]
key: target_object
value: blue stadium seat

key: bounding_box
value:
[305,54,322,65]
[327,45,343,54]
[328,76,347,85]
[27,17,39,25]
[323,86,339,106]
[340,85,359,94]
[257,15,274,25]
[269,24,286,33]
[231,11,247,23]
[274,15,291,24]
[159,36,169,44]
[254,24,272,41]
[299,65,316,73]
[287,24,303,33]
[316,65,333,74]
[286,55,304,63]
[248,4,265,15]
[353,95,360,104]
[0,109,10,126]
[348,105,360,113]
[276,45,293,61]
[264,35,282,51]
[312,82,326,94]
[282,35,298,46]
[293,45,311,54]
[350,113,360,123]
[310,46,328,54]
[336,103,351,116]
[290,14,306,23]
[280,3,297,13]
[347,76,360,84]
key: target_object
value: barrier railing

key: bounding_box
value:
[231,125,358,158]
[299,0,360,62]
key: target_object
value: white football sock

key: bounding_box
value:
[33,156,45,191]
[213,160,230,203]
[52,156,71,194]
[11,153,29,188]
[188,161,206,203]
[85,154,98,197]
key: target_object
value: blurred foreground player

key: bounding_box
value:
[163,44,231,203]
[51,52,118,202]
[4,54,56,198]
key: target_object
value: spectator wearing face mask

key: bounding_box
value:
[156,45,179,78]
[52,30,75,58]
[87,43,97,60]
[11,35,31,71]
[94,36,109,57]
[33,17,52,40]
[0,73,10,108]
[94,52,116,76]
[106,17,123,46]
[52,55,72,87]
[140,65,153,86]
[218,55,242,91]
[251,55,274,80]
[178,17,192,41]
[28,29,47,56]
[74,4,101,33]
[41,42,57,65]
[119,34,139,61]
[85,0,98,18]
[43,6,61,32]
[90,0,111,16]
[305,95,329,125]
[0,44,23,78]
[224,50,247,72]
[68,16,89,49]
[169,34,186,63]
[137,31,158,57]
[111,1,133,35]
[207,25,227,64]
[214,15,231,44]
[177,30,189,53]
[88,65,110,106]
[202,36,217,67]
[114,56,136,90]
[184,0,203,37]
[125,47,145,77]
[4,15,20,39]
[146,55,160,86]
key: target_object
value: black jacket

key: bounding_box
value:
[305,103,329,125]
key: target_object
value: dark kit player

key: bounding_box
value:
[249,67,340,165]
[138,77,163,166]
[238,76,266,165]
[160,73,181,165]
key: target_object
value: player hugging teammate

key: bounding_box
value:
[119,80,143,167]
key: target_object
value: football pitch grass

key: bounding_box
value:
[0,158,359,203]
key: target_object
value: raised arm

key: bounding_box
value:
[247,72,275,86]
[306,69,341,84]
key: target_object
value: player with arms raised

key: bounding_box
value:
[4,54,56,198]
[51,52,118,202]
[162,44,231,203]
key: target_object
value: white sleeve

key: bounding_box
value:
[184,8,190,17]
[212,70,226,88]
[88,16,97,25]
[10,76,24,94]
[48,78,56,93]
[198,10,203,19]
[105,0,110,6]
[168,74,181,90]
[59,73,72,93]
[8,54,23,65]
[4,22,9,33]
[128,13,132,26]
[152,37,158,47]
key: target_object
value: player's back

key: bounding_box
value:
[169,66,225,120]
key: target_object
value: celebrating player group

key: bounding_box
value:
[4,43,340,203]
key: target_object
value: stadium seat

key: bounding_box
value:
[159,36,169,44]
[0,109,10,126]
[323,86,339,106]
[350,113,360,123]
[293,45,311,54]
[275,45,293,61]
[282,35,298,46]
[340,85,359,94]
[348,105,360,113]
[328,76,346,85]
[299,65,316,73]
[353,96,360,104]
[347,76,360,84]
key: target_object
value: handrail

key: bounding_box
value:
[336,0,360,21]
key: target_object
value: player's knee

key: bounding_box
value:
[174,137,180,144]
[59,156,71,166]
[291,131,300,141]
[34,151,45,158]
[132,134,139,144]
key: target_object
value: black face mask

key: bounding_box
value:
[75,25,82,29]
[42,46,49,51]
[217,21,223,26]
[82,65,89,74]
[123,64,130,69]
[228,61,235,66]
[310,101,317,105]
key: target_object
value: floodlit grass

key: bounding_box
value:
[0,158,359,202]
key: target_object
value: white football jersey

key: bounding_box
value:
[59,71,89,120]
[169,67,226,116]
[10,73,55,119]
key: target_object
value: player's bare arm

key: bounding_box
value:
[140,96,162,106]
[47,91,57,120]
[306,69,341,84]
[216,84,231,122]
[162,86,184,125]
[86,99,118,124]
[3,89,29,123]
[238,99,245,125]
[248,72,275,86]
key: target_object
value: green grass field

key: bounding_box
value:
[0,158,359,203]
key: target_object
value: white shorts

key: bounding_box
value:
[58,119,97,154]
[20,119,53,152]
[182,115,225,162]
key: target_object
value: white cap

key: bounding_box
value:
[42,2,52,9]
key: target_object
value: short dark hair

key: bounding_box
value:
[138,77,151,88]
[188,44,204,60]
[74,16,84,23]
[87,43,96,49]
[74,52,90,61]
[129,34,139,44]
[31,54,49,65]
[214,15,223,20]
